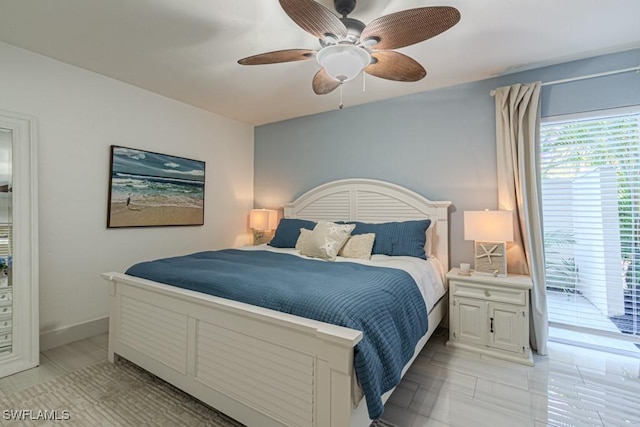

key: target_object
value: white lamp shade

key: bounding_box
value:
[316,45,371,82]
[249,209,278,231]
[464,210,514,242]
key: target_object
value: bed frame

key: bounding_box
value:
[103,178,451,427]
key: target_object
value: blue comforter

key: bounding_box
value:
[125,249,428,419]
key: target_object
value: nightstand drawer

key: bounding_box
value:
[451,281,526,305]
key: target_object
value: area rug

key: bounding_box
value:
[0,359,397,426]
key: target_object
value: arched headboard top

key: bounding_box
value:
[284,179,451,270]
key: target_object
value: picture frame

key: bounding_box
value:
[474,240,507,277]
[107,145,205,228]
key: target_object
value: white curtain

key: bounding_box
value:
[494,82,548,355]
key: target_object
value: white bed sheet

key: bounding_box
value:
[239,244,447,313]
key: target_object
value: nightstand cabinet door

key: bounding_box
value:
[487,302,527,354]
[451,297,486,346]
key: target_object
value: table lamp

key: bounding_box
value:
[249,209,278,245]
[463,210,514,277]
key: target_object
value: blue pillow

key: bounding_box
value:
[349,219,431,259]
[268,218,316,248]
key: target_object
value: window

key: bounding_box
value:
[540,107,640,352]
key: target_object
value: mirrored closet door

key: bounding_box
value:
[0,129,12,356]
[0,110,38,378]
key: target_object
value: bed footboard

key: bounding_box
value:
[103,272,364,427]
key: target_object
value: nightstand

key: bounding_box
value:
[446,268,534,366]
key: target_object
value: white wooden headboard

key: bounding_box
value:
[284,179,451,271]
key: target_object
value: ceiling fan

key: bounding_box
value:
[238,0,461,98]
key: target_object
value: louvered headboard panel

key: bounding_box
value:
[284,179,451,271]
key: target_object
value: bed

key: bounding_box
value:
[102,178,451,427]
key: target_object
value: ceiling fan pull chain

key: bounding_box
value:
[339,83,344,109]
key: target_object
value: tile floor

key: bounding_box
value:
[1,331,639,426]
[383,331,640,427]
[0,333,108,398]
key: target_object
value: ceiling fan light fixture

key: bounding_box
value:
[316,44,371,82]
[239,1,461,97]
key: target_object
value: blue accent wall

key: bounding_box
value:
[255,49,640,267]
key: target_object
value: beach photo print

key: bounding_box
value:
[107,146,205,228]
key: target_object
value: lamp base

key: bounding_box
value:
[253,230,274,245]
[473,240,507,277]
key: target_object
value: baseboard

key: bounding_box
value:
[40,316,109,351]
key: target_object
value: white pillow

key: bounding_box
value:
[295,228,312,251]
[339,233,376,260]
[425,221,435,258]
[299,221,355,261]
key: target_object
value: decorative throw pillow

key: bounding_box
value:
[299,221,355,261]
[295,228,312,251]
[268,218,316,248]
[338,233,376,260]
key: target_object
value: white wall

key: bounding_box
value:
[573,168,625,317]
[0,42,254,345]
[255,49,640,269]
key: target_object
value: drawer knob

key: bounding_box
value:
[484,290,491,297]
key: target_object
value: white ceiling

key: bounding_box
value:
[0,0,639,126]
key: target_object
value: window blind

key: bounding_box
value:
[540,108,640,345]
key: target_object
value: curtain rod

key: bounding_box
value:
[489,65,640,96]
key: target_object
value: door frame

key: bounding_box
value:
[0,109,39,377]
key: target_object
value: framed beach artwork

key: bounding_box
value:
[107,146,205,228]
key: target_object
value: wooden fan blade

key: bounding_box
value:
[361,6,460,50]
[279,0,347,39]
[238,49,316,65]
[312,69,341,95]
[366,51,426,82]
